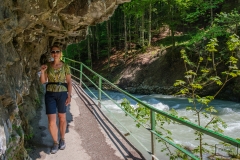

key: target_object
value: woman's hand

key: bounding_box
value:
[40,65,48,83]
[41,64,48,72]
[65,96,71,106]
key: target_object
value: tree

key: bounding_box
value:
[148,1,152,46]
[106,20,111,70]
[87,26,92,68]
[122,0,149,47]
[159,0,193,47]
[174,34,240,159]
[184,0,224,26]
[214,9,240,34]
[95,25,100,59]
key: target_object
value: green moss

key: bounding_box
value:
[12,125,23,137]
[7,136,27,160]
[35,97,41,106]
[24,132,33,141]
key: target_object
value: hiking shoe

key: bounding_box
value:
[59,139,66,150]
[50,143,59,154]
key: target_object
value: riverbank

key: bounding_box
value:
[92,46,240,102]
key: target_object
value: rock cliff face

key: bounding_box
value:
[0,0,129,159]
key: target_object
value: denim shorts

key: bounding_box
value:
[45,91,68,114]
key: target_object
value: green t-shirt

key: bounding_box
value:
[46,62,71,92]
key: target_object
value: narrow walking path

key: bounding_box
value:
[29,82,145,160]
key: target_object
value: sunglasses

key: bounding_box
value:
[51,50,61,54]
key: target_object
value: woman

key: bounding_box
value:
[40,45,72,154]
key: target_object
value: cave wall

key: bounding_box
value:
[0,0,130,159]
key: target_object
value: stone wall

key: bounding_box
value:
[0,0,130,159]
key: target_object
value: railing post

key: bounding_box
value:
[150,110,156,160]
[80,63,83,86]
[98,77,102,108]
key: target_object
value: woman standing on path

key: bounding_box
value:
[40,45,72,154]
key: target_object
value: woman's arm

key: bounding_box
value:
[40,64,48,84]
[65,74,72,106]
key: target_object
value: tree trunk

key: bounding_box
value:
[106,21,110,70]
[78,43,81,62]
[169,1,175,48]
[128,17,132,53]
[148,2,152,46]
[141,14,145,47]
[170,27,175,48]
[96,25,99,59]
[134,17,138,46]
[109,19,112,57]
[92,26,95,57]
[124,12,128,62]
[118,9,122,50]
[210,0,213,25]
[87,27,92,68]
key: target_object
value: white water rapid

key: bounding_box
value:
[84,88,240,160]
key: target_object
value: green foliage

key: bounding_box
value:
[226,34,240,52]
[121,98,151,127]
[206,38,218,53]
[184,0,224,23]
[62,0,240,69]
[12,124,23,137]
[214,9,240,34]
[174,34,240,159]
[185,8,240,54]
[121,0,150,17]
[218,139,240,158]
[154,34,192,49]
[99,50,108,58]
[92,75,98,84]
[35,97,40,106]
[65,43,85,60]
[121,98,189,158]
[85,60,92,67]
[24,133,33,141]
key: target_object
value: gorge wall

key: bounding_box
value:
[0,0,129,159]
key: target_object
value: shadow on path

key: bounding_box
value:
[72,81,145,160]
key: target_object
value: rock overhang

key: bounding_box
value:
[0,0,131,48]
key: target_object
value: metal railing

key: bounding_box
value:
[63,57,240,160]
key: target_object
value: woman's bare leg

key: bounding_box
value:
[58,113,66,140]
[47,114,58,143]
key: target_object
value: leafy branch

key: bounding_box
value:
[174,34,240,159]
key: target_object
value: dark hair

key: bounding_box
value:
[39,54,48,65]
[50,45,61,51]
